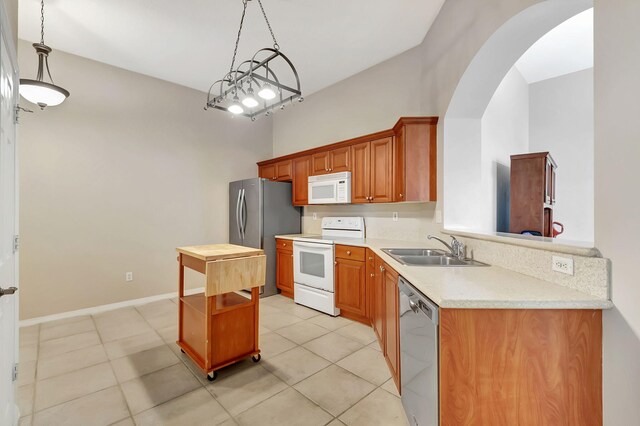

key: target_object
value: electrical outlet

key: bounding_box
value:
[392,212,399,222]
[125,272,133,282]
[312,213,318,220]
[552,256,574,275]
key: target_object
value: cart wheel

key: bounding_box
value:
[252,354,261,363]
[207,371,217,382]
[180,349,185,354]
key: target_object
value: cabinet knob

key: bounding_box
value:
[370,273,375,277]
[379,265,385,272]
[283,242,287,246]
[346,250,352,255]
[335,261,338,265]
[368,257,373,261]
[399,193,403,198]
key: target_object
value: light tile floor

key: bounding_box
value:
[17,294,409,426]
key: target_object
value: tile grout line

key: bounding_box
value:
[90,312,135,424]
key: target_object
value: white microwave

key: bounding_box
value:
[308,172,351,204]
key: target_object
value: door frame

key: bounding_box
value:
[0,1,19,424]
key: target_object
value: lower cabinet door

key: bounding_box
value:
[373,256,385,344]
[383,263,400,389]
[335,258,366,317]
[276,249,294,297]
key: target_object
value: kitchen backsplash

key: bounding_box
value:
[301,203,610,300]
[302,203,442,241]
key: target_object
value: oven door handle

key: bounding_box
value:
[294,241,333,251]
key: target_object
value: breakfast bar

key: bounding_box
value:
[175,244,266,381]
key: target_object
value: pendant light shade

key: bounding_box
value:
[19,1,69,110]
[19,79,69,107]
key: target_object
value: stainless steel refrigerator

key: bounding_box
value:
[229,178,301,297]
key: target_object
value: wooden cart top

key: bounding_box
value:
[176,244,264,262]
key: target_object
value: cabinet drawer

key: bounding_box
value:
[275,238,293,252]
[335,245,365,261]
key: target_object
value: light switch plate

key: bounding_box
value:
[552,256,574,275]
[392,212,399,222]
[312,213,317,220]
[125,272,133,282]
[435,210,443,224]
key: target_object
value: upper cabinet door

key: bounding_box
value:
[259,164,276,180]
[330,147,351,173]
[292,156,310,206]
[369,137,394,203]
[275,160,293,181]
[394,125,406,202]
[311,151,330,175]
[394,119,438,202]
[350,142,371,204]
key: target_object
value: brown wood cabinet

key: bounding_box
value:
[275,238,294,298]
[382,261,400,391]
[372,255,385,346]
[256,116,438,206]
[335,245,368,324]
[365,249,376,322]
[393,117,438,202]
[259,160,292,181]
[310,147,351,176]
[509,152,557,237]
[292,156,310,206]
[370,253,400,390]
[439,309,602,425]
[351,137,393,203]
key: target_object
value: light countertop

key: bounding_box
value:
[275,234,612,310]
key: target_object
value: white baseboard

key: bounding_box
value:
[19,287,205,328]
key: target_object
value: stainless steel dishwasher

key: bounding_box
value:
[398,276,439,426]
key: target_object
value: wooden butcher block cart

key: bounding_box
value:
[176,244,266,381]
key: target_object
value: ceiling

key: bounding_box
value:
[18,0,445,96]
[515,8,593,84]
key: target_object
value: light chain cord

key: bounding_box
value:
[40,0,45,44]
[257,0,279,50]
[229,0,249,74]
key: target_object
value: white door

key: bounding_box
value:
[0,17,19,426]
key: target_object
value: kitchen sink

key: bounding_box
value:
[381,248,488,267]
[382,248,447,257]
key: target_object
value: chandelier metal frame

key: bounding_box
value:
[205,0,302,120]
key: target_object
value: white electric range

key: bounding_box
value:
[292,217,365,316]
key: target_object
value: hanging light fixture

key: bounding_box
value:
[205,0,302,120]
[19,0,69,110]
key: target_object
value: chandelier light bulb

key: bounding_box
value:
[227,95,244,115]
[242,87,259,108]
[258,84,277,100]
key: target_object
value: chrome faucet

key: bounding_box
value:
[427,235,466,260]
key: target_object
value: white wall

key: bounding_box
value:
[530,68,594,242]
[480,66,530,233]
[272,47,423,157]
[594,0,640,424]
[18,40,273,319]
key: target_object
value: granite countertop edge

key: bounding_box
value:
[275,234,612,310]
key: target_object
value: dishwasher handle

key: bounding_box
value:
[399,277,438,325]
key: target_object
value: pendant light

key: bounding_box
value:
[19,0,69,110]
[205,0,302,120]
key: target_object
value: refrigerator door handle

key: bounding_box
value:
[236,188,243,240]
[240,188,247,240]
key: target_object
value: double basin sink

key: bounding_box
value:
[381,248,488,267]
